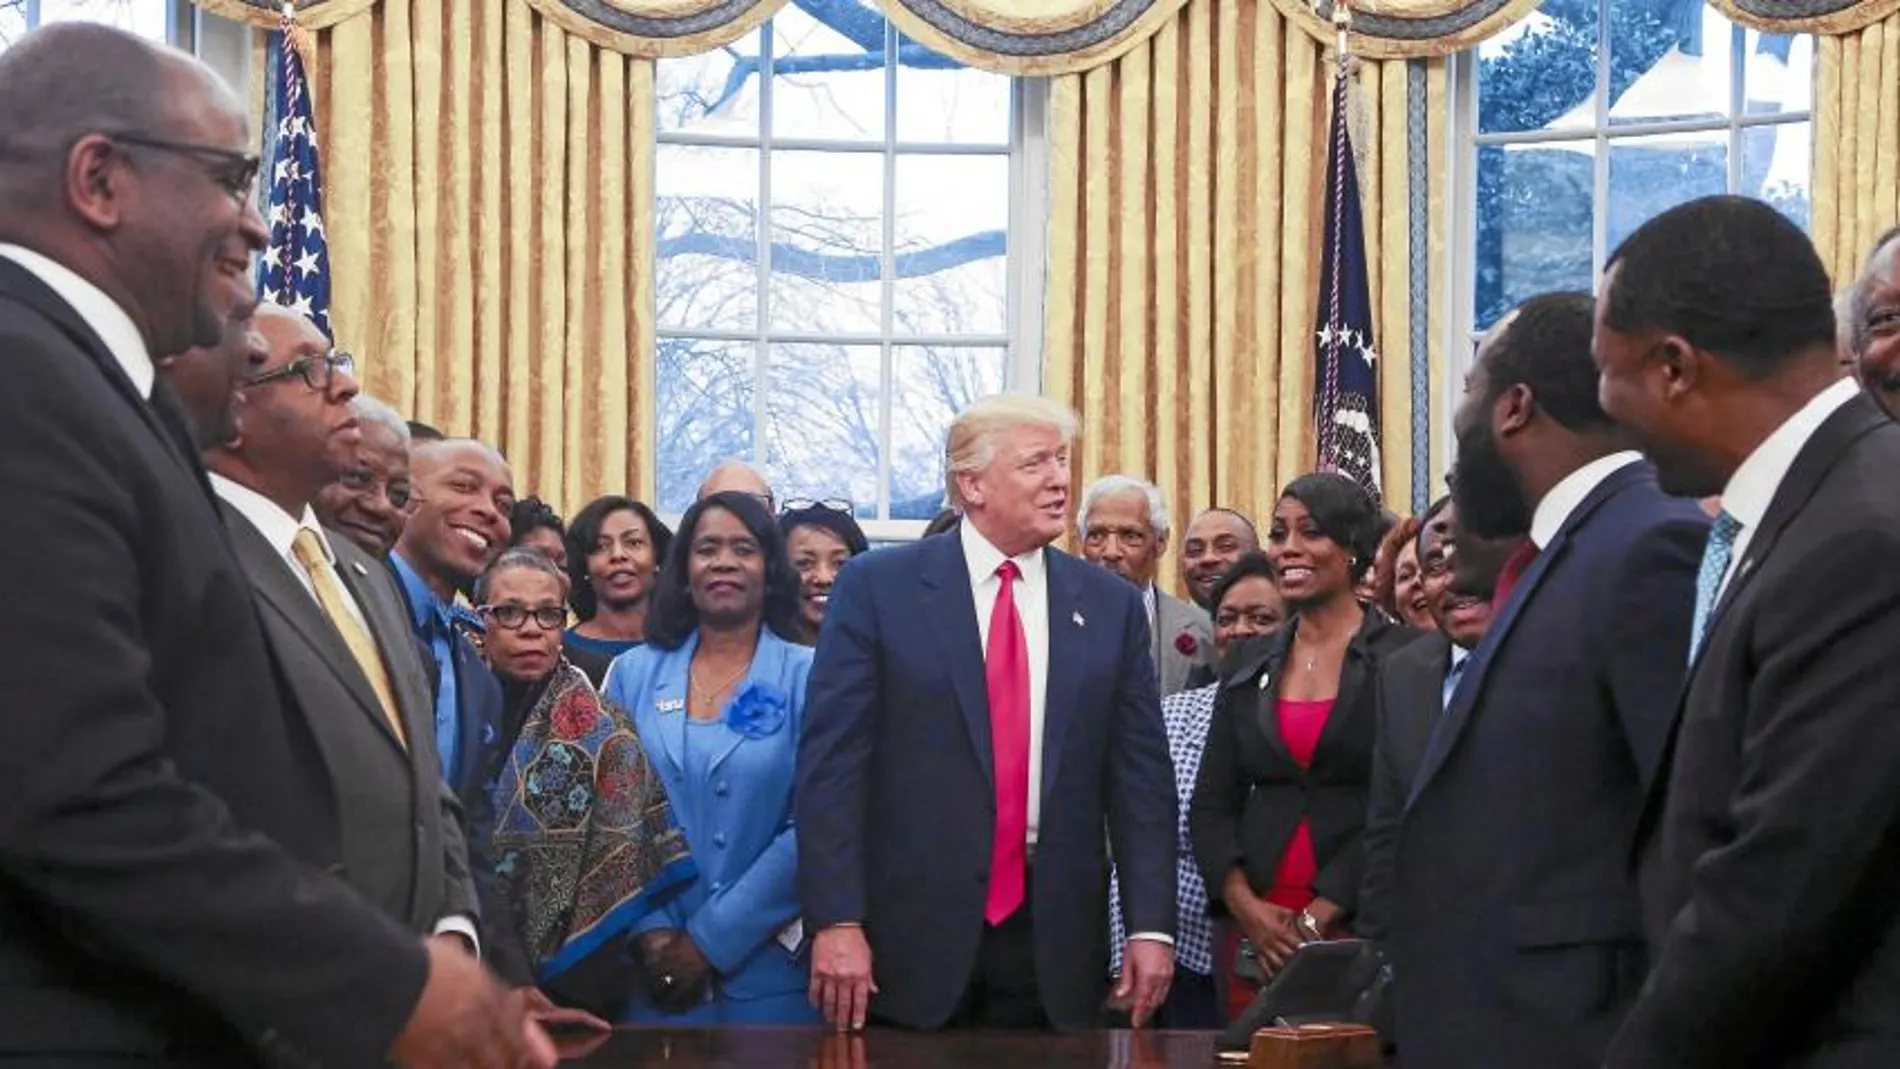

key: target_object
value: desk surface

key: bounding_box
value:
[562,1028,1231,1068]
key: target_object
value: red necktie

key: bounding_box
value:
[1492,538,1540,610]
[985,559,1031,925]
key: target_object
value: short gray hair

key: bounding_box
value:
[473,547,569,604]
[1847,226,1900,361]
[352,394,409,442]
[1077,474,1170,542]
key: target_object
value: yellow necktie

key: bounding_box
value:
[291,527,408,749]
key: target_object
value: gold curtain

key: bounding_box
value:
[1042,0,1449,547]
[1812,11,1900,285]
[273,0,657,512]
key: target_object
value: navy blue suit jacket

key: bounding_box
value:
[1391,460,1706,1069]
[796,528,1177,1031]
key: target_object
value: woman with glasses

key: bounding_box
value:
[565,496,674,683]
[602,491,818,1024]
[471,548,695,1019]
[316,394,415,559]
[777,498,869,646]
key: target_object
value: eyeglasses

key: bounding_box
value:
[245,350,356,392]
[106,132,261,200]
[338,466,412,510]
[478,604,567,631]
[781,498,854,515]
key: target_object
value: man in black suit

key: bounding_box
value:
[1391,293,1707,1069]
[198,304,480,949]
[1597,197,1900,1069]
[799,394,1178,1032]
[1357,496,1507,941]
[0,23,549,1069]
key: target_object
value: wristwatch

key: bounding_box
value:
[1296,910,1324,942]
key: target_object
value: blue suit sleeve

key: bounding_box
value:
[1105,584,1179,939]
[794,559,880,929]
[1598,515,1706,792]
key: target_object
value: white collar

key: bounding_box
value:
[1529,451,1643,549]
[1718,377,1860,531]
[0,243,152,399]
[959,519,1046,586]
[210,472,332,566]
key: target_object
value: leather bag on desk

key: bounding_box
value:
[1246,1024,1384,1069]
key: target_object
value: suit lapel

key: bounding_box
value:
[224,508,404,753]
[706,631,785,776]
[1039,550,1087,815]
[1311,613,1386,761]
[643,637,695,780]
[920,533,995,785]
[332,543,430,754]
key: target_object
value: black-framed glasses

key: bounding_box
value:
[338,466,412,510]
[478,604,567,631]
[105,132,261,200]
[781,498,853,515]
[245,350,356,392]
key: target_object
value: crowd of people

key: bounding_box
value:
[5,21,1900,1069]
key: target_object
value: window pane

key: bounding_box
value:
[656,32,762,137]
[1608,0,1730,127]
[655,338,757,515]
[1607,131,1728,252]
[1473,142,1596,331]
[0,3,26,49]
[37,0,171,39]
[1744,31,1811,117]
[1744,120,1811,230]
[896,37,1011,146]
[763,343,882,517]
[889,345,1006,519]
[770,4,888,143]
[1477,4,1597,136]
[769,149,884,335]
[656,145,760,332]
[892,154,1008,337]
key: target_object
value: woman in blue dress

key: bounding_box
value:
[603,490,820,1025]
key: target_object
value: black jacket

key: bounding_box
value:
[1189,608,1419,922]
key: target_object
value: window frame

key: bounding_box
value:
[651,19,1044,542]
[5,0,190,47]
[1444,5,1813,447]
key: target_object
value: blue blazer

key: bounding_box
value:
[607,629,813,1015]
[1392,460,1706,1069]
[795,529,1178,1031]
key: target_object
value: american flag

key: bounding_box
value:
[256,24,331,336]
[1313,65,1382,501]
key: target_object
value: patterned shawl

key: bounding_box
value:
[487,660,694,985]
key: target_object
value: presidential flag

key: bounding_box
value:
[1313,66,1382,501]
[257,24,331,336]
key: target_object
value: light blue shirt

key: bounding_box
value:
[391,552,460,780]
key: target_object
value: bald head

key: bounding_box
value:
[697,460,774,510]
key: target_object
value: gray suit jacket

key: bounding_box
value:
[1152,588,1213,697]
[221,505,477,935]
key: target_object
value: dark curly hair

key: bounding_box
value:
[1207,550,1276,613]
[564,495,673,622]
[1272,472,1384,586]
[508,496,564,547]
[646,491,802,650]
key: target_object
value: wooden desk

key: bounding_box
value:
[561,1028,1230,1068]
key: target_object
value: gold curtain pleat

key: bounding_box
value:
[1814,13,1900,285]
[304,0,656,513]
[1044,0,1447,579]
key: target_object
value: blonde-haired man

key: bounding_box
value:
[797,394,1178,1033]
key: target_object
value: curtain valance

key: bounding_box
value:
[1263,0,1543,59]
[1705,0,1900,36]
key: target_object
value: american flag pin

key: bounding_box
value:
[351,561,368,576]
[1072,611,1085,628]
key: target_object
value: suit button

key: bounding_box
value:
[713,832,727,848]
[712,880,726,892]
[714,780,730,797]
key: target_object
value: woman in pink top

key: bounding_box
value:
[1189,474,1420,1014]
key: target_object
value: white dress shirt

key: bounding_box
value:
[0,243,152,398]
[1529,450,1644,549]
[211,474,479,952]
[961,522,1172,948]
[1710,376,1859,599]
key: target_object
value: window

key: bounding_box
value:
[653,4,1032,534]
[0,0,185,48]
[1455,0,1812,342]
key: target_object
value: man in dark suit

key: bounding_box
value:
[197,304,480,949]
[798,394,1178,1032]
[1356,496,1508,941]
[1391,293,1707,1069]
[1597,197,1900,1069]
[0,23,548,1069]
